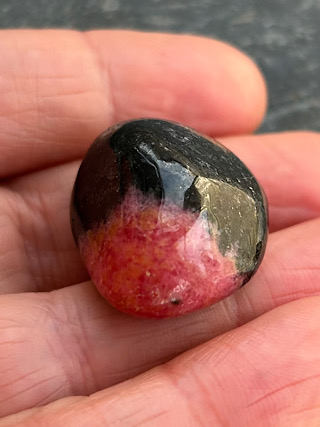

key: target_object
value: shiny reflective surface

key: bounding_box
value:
[71,119,268,318]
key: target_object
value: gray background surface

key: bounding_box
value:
[0,0,319,133]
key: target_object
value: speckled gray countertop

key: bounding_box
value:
[0,0,319,133]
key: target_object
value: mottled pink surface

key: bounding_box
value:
[80,188,243,318]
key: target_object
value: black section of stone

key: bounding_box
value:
[71,125,121,239]
[110,120,261,196]
[183,180,202,213]
[72,119,266,230]
[117,139,164,202]
[109,119,266,223]
[239,272,252,288]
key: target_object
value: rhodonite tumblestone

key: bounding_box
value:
[71,119,268,318]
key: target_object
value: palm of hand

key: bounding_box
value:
[0,30,319,426]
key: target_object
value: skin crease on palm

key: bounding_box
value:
[0,29,319,427]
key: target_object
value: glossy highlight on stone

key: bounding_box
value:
[71,119,268,318]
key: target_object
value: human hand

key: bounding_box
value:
[0,30,319,426]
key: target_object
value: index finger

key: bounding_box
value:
[0,29,267,178]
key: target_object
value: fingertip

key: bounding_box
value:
[217,41,268,135]
[87,31,268,136]
[174,35,268,136]
[196,37,268,136]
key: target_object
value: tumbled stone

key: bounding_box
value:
[71,119,268,318]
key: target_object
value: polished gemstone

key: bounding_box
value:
[71,119,268,318]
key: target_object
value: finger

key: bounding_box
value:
[2,131,320,293]
[0,29,266,178]
[1,297,320,426]
[0,218,319,416]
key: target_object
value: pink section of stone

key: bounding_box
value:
[80,188,243,318]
